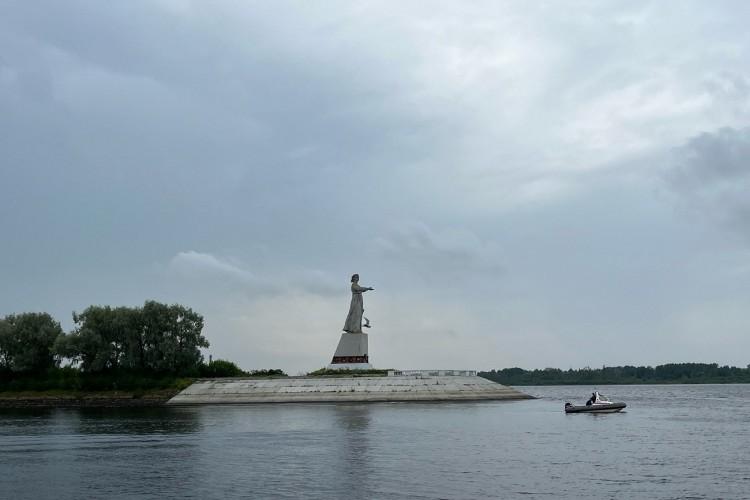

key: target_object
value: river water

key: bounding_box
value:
[1,384,748,499]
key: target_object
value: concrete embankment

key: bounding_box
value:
[167,373,533,405]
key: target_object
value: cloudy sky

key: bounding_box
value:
[2,1,750,373]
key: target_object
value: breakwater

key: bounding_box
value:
[168,372,532,404]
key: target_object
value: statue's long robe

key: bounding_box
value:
[343,283,369,333]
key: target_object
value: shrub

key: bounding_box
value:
[199,359,247,377]
[307,367,390,377]
[247,369,287,377]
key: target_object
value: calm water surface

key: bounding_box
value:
[1,384,749,499]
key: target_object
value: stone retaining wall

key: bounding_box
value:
[167,375,533,404]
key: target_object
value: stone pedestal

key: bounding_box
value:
[328,332,372,370]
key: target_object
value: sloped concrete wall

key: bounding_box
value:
[167,375,532,404]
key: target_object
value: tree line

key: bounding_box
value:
[0,301,283,390]
[479,363,750,385]
[0,301,207,375]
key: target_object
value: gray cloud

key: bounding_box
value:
[168,251,263,286]
[166,251,343,296]
[3,1,750,370]
[375,222,502,284]
[665,127,750,234]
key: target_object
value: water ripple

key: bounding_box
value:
[1,385,749,499]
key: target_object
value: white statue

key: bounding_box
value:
[343,274,374,333]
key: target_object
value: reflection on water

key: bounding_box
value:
[333,405,372,498]
[2,385,750,499]
[0,407,203,435]
[0,407,205,499]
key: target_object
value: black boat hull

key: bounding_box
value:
[565,402,626,413]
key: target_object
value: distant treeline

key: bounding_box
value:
[479,363,750,385]
[0,302,285,391]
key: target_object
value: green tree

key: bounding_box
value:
[55,305,142,372]
[0,318,12,369]
[140,301,208,373]
[57,301,209,375]
[0,313,63,373]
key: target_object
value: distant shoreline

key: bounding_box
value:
[505,381,750,386]
[479,363,750,386]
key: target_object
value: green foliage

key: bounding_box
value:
[0,302,274,393]
[307,367,390,377]
[0,319,10,368]
[0,366,193,393]
[53,306,139,372]
[0,313,63,373]
[139,301,208,373]
[196,360,287,378]
[199,359,247,377]
[55,301,209,375]
[479,363,750,385]
[246,369,287,377]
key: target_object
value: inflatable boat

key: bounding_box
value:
[564,391,626,414]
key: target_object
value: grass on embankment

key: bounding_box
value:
[306,368,392,377]
[0,387,188,406]
[0,369,195,407]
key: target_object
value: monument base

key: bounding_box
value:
[329,332,370,369]
[326,362,373,370]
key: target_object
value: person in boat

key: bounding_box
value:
[586,392,597,406]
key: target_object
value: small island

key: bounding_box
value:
[167,276,532,404]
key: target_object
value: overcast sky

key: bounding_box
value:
[2,1,749,373]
